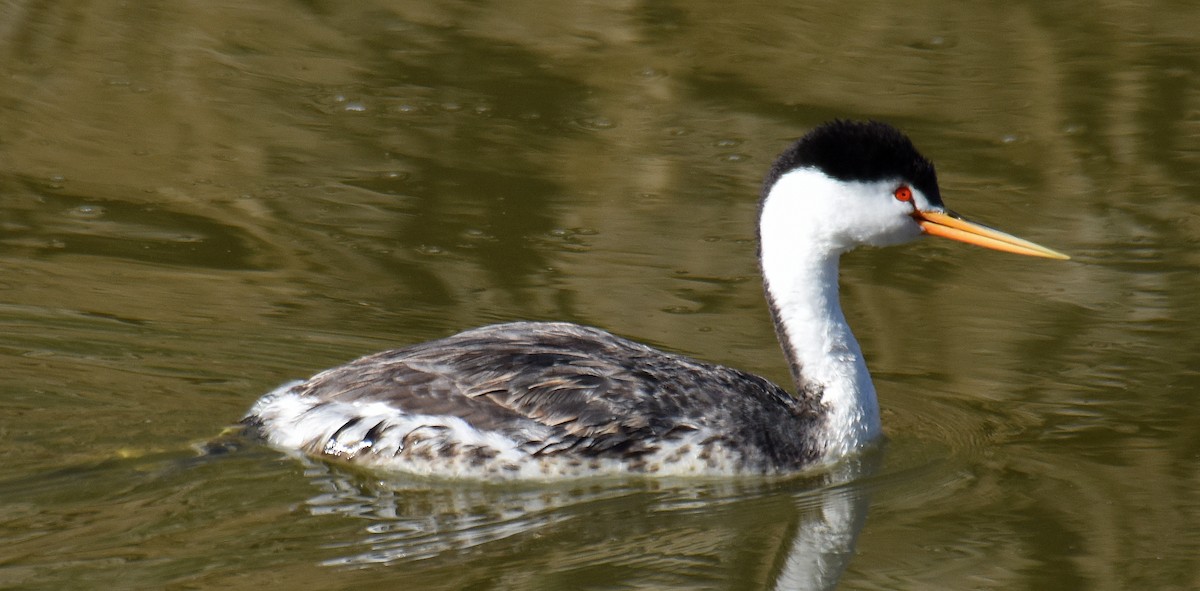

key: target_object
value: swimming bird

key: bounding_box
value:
[243,120,1068,479]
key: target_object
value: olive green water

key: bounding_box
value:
[2,2,1198,589]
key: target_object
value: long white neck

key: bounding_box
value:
[758,171,884,462]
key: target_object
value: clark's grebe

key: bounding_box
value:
[243,120,1068,479]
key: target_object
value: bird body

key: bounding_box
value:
[244,120,1068,479]
[246,322,824,478]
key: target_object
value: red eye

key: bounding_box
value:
[894,186,913,202]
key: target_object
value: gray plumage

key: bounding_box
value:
[244,322,825,476]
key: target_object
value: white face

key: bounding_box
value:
[762,167,939,254]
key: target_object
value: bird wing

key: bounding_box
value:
[289,323,715,457]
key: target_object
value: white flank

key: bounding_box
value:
[249,383,751,480]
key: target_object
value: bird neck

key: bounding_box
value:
[759,190,883,461]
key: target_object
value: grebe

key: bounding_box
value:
[243,120,1068,479]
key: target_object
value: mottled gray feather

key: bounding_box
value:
[247,322,826,472]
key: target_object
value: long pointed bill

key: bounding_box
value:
[914,210,1070,260]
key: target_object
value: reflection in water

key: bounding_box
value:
[294,454,878,590]
[772,468,871,591]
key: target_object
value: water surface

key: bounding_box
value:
[1,1,1198,589]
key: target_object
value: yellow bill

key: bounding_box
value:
[914,210,1070,260]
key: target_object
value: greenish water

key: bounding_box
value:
[2,1,1198,589]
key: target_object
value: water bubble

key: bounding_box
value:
[909,35,955,50]
[68,205,106,219]
[663,305,696,315]
[573,116,616,131]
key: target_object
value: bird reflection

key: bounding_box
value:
[294,452,879,590]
